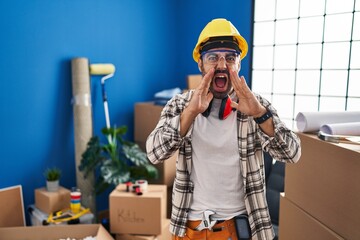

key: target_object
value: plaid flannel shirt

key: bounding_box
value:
[146,90,301,240]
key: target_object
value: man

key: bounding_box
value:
[146,18,301,240]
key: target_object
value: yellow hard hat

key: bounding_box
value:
[193,18,248,62]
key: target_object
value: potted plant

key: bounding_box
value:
[44,167,62,192]
[79,126,158,195]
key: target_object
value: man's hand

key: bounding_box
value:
[180,68,214,137]
[186,68,215,117]
[229,68,266,117]
[229,67,275,136]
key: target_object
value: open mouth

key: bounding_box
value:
[214,75,227,88]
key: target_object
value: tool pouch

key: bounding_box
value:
[234,214,251,240]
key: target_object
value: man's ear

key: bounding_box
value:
[237,61,241,73]
[198,59,203,72]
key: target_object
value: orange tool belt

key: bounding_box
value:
[172,219,238,240]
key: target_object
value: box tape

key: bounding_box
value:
[135,179,148,192]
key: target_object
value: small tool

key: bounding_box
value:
[43,207,90,225]
[195,210,217,231]
[318,131,360,145]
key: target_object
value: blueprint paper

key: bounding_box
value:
[319,122,360,136]
[295,111,360,132]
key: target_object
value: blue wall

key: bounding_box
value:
[0,0,253,224]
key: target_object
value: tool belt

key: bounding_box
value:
[186,218,237,239]
[186,215,251,240]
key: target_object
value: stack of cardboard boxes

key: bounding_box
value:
[133,74,202,219]
[134,101,176,220]
[114,103,172,239]
[279,133,360,240]
[110,184,170,240]
[122,74,201,239]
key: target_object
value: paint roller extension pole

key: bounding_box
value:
[101,73,114,129]
[90,64,115,143]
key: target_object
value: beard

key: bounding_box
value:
[200,64,233,99]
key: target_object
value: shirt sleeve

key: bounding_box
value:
[255,94,302,163]
[146,91,192,164]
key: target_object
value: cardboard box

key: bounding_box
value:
[158,218,171,240]
[28,204,94,226]
[157,218,171,240]
[0,224,114,240]
[110,184,167,235]
[134,102,176,186]
[116,219,171,240]
[35,186,71,214]
[0,185,25,227]
[134,102,163,144]
[187,74,202,89]
[279,194,344,240]
[285,133,360,239]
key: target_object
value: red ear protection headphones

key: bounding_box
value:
[202,96,235,120]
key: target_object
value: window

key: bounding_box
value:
[252,0,360,129]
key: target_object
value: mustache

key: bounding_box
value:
[214,69,229,75]
[214,69,230,79]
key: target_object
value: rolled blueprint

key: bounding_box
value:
[320,122,360,136]
[71,57,96,214]
[295,111,360,133]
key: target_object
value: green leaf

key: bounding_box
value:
[101,126,127,137]
[78,136,105,178]
[143,164,159,179]
[129,164,159,180]
[94,176,111,195]
[101,159,131,186]
[123,144,149,166]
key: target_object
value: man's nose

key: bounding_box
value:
[217,57,227,69]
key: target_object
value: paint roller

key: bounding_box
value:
[89,64,116,130]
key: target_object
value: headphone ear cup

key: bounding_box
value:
[219,97,233,120]
[203,97,234,120]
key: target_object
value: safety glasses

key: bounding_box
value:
[201,49,240,65]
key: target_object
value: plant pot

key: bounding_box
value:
[46,180,59,192]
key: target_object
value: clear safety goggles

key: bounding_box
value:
[201,49,240,65]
